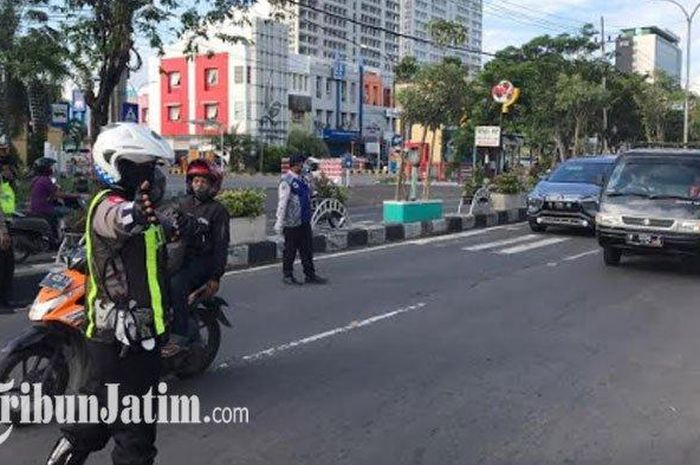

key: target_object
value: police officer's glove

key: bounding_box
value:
[132,181,157,226]
[155,208,181,242]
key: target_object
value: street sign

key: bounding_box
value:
[332,60,346,80]
[475,126,501,147]
[121,102,139,123]
[72,90,86,112]
[50,102,70,127]
[391,134,403,146]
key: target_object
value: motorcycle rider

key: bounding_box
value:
[29,157,80,241]
[163,158,229,355]
[46,122,175,465]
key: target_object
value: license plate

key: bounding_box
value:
[626,233,663,247]
[39,272,72,291]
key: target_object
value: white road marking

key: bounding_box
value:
[462,234,539,251]
[223,223,527,277]
[498,237,570,255]
[409,222,526,246]
[562,249,600,261]
[216,302,428,367]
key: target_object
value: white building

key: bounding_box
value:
[285,0,400,72]
[615,26,682,82]
[400,0,482,69]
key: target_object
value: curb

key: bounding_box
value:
[11,208,527,302]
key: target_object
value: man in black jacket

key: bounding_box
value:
[164,159,229,353]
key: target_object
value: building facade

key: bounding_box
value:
[399,0,482,69]
[147,14,396,157]
[286,0,400,73]
[615,26,682,82]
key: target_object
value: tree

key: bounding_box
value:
[45,0,290,142]
[287,127,329,157]
[395,56,420,83]
[554,73,609,157]
[427,19,468,48]
[0,0,68,161]
[634,71,684,143]
[397,61,470,198]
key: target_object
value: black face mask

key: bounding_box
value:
[118,160,156,198]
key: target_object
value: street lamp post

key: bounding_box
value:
[659,0,700,145]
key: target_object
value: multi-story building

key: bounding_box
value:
[286,0,400,73]
[615,26,682,82]
[400,0,482,69]
[147,15,291,153]
[146,11,397,157]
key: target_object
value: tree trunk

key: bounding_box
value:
[554,131,567,162]
[89,98,110,144]
[573,117,582,157]
[26,80,48,163]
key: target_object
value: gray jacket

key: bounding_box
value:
[275,172,307,230]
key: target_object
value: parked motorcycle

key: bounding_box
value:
[0,237,231,425]
[9,195,87,264]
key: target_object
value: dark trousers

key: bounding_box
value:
[62,340,161,465]
[283,223,315,278]
[0,240,14,304]
[170,255,212,336]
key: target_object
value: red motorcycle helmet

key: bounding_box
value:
[186,159,223,196]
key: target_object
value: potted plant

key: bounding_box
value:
[490,171,526,211]
[217,188,267,245]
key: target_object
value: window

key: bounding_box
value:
[246,66,252,84]
[234,101,244,119]
[204,103,219,120]
[168,72,181,91]
[234,66,244,84]
[350,82,356,103]
[316,76,323,98]
[326,110,333,126]
[205,68,219,87]
[326,80,332,97]
[167,105,181,122]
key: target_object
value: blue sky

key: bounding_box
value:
[483,0,700,89]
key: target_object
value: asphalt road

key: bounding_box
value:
[5,224,700,464]
[169,173,465,231]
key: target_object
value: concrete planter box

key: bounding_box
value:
[383,200,443,223]
[230,215,267,245]
[490,193,526,211]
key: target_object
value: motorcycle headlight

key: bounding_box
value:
[596,213,623,227]
[676,220,700,233]
[29,295,68,321]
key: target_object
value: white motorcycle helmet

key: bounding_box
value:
[92,122,174,186]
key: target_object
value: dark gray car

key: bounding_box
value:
[527,156,617,233]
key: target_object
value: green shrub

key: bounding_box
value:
[314,173,349,204]
[492,171,525,194]
[462,165,486,198]
[217,188,266,218]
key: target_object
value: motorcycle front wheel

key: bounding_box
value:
[174,313,221,379]
[0,345,69,425]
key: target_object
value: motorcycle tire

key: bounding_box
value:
[11,235,33,264]
[175,314,221,379]
[0,345,69,426]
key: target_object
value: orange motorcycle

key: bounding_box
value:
[0,236,231,424]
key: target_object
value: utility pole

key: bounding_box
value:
[601,16,609,153]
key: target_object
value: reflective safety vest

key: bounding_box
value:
[85,190,167,339]
[0,181,15,215]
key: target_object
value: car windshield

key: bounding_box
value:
[548,162,612,184]
[605,157,700,200]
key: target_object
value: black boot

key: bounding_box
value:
[47,437,89,465]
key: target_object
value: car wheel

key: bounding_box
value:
[603,247,622,266]
[529,221,547,233]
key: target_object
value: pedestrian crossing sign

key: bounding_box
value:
[121,103,139,123]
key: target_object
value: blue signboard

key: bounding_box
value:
[50,102,70,128]
[323,128,360,142]
[121,102,139,123]
[72,90,86,112]
[332,60,346,80]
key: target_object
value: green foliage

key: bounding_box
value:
[261,145,287,173]
[217,133,256,172]
[427,19,468,48]
[462,165,485,198]
[395,56,420,83]
[492,171,525,194]
[216,188,266,218]
[314,173,349,203]
[287,127,329,157]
